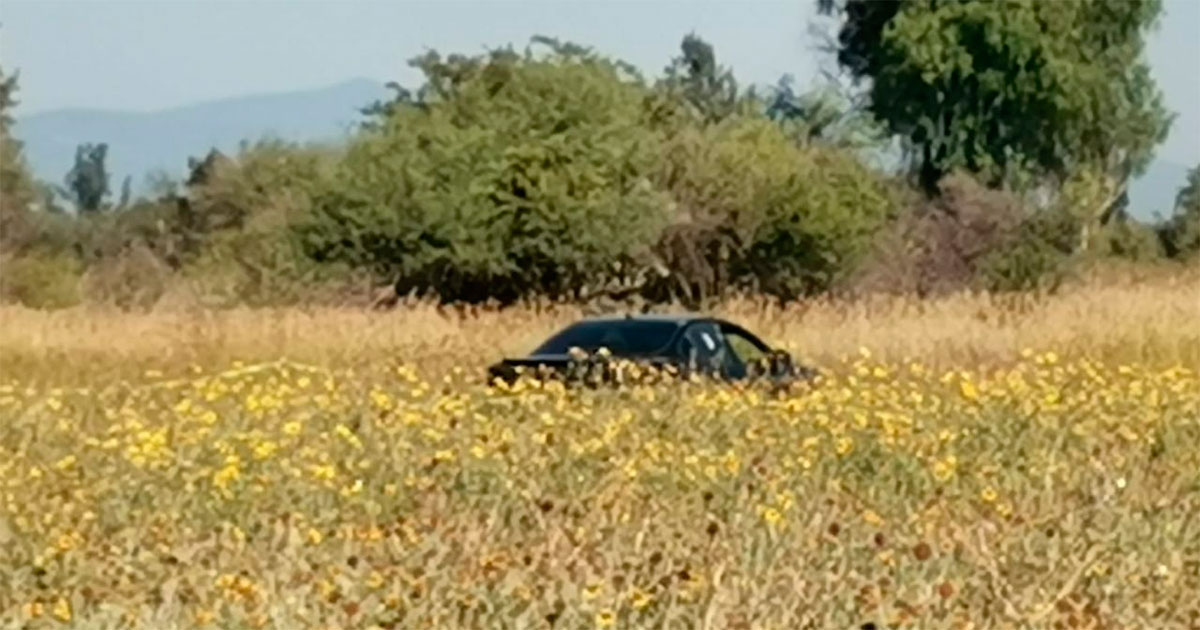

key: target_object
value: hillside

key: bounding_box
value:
[12,78,388,192]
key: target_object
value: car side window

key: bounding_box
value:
[678,322,727,374]
[723,328,768,364]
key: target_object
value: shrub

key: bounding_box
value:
[299,43,670,303]
[184,229,366,307]
[1097,217,1164,262]
[852,173,1074,296]
[975,207,1075,293]
[1159,163,1200,259]
[651,116,897,302]
[0,249,82,309]
[80,243,174,310]
[181,141,335,239]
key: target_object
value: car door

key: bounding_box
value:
[676,321,731,377]
[718,323,773,379]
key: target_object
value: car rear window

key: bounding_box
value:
[533,321,680,356]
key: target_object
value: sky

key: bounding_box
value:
[1,0,1197,165]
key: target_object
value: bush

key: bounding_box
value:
[852,173,1073,296]
[184,229,366,307]
[1158,212,1200,260]
[651,116,897,302]
[299,43,670,303]
[976,206,1075,292]
[181,140,335,242]
[0,250,82,309]
[300,40,900,306]
[1158,163,1200,259]
[80,243,174,310]
[1097,218,1164,262]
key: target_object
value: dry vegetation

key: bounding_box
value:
[1,271,1199,629]
[2,266,1198,383]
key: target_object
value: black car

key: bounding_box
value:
[487,314,815,386]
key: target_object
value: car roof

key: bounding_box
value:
[577,312,714,325]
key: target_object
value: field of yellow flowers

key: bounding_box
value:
[1,273,1198,629]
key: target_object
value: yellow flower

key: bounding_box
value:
[52,597,71,622]
[310,464,336,482]
[595,609,616,628]
[630,588,652,610]
[760,506,784,528]
[835,436,854,456]
[252,440,278,460]
[980,487,998,503]
[367,571,386,589]
[55,531,80,553]
[213,463,241,491]
[23,601,44,619]
[282,421,302,436]
[334,424,362,448]
[932,455,957,482]
[307,528,324,545]
[340,479,364,497]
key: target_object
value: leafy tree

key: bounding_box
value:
[303,35,904,305]
[359,82,417,130]
[652,115,897,301]
[817,0,1171,226]
[59,142,127,213]
[764,74,887,154]
[301,38,671,303]
[0,65,41,254]
[1159,164,1200,257]
[659,34,740,124]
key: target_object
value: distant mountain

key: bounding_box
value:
[13,78,389,194]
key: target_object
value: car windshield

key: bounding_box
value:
[533,320,680,356]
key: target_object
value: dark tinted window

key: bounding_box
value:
[677,321,730,374]
[533,320,680,356]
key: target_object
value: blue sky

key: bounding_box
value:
[2,0,1197,169]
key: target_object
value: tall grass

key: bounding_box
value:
[2,269,1196,384]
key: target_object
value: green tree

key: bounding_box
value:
[652,115,897,301]
[818,0,1170,221]
[659,34,740,124]
[0,65,41,253]
[301,38,670,303]
[0,63,86,307]
[764,74,887,154]
[59,142,118,213]
[1159,164,1200,257]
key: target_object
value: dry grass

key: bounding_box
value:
[1,271,1199,629]
[1,269,1197,383]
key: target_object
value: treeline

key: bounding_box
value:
[1,1,1198,310]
